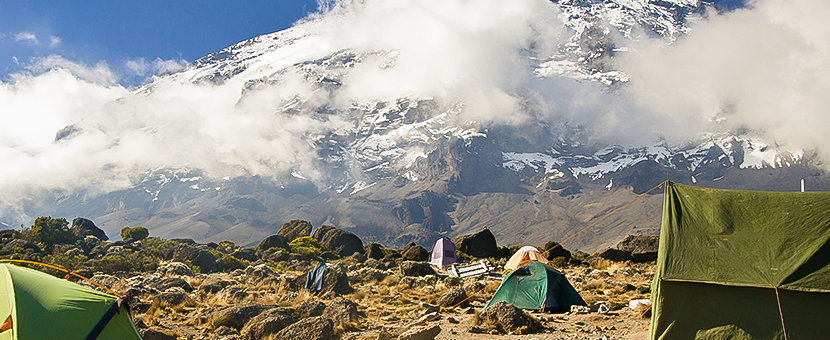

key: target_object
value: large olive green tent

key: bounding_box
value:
[484,260,586,312]
[0,263,141,340]
[650,182,830,340]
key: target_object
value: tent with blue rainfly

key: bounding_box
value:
[0,262,141,340]
[650,182,830,340]
[429,237,458,268]
[485,260,586,312]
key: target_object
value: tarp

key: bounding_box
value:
[305,263,327,292]
[429,237,457,268]
[0,263,141,340]
[504,246,549,271]
[649,182,830,340]
[485,260,585,312]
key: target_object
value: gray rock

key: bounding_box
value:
[210,303,273,331]
[273,316,334,340]
[399,261,436,277]
[398,324,441,340]
[70,217,108,241]
[617,235,659,262]
[597,248,632,262]
[323,297,358,322]
[436,288,468,308]
[241,308,296,340]
[454,228,499,258]
[478,301,536,334]
[295,300,326,319]
[172,245,217,273]
[365,243,385,260]
[256,234,289,252]
[139,328,177,340]
[313,225,363,257]
[154,277,193,292]
[402,243,429,261]
[277,220,313,242]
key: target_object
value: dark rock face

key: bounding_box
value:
[543,241,572,261]
[323,297,358,322]
[256,234,289,251]
[454,228,499,258]
[392,191,456,232]
[479,301,537,334]
[241,308,296,340]
[70,217,108,241]
[402,243,429,261]
[198,278,234,294]
[231,249,258,262]
[437,287,468,308]
[277,220,313,242]
[210,304,273,331]
[399,261,436,277]
[364,243,385,260]
[617,235,659,262]
[322,263,351,295]
[312,225,363,257]
[273,316,334,340]
[172,245,217,273]
[597,248,632,262]
[2,239,42,255]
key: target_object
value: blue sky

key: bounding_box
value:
[0,0,319,84]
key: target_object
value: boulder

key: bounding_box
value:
[597,248,632,262]
[398,324,441,340]
[477,301,537,334]
[364,243,385,260]
[198,277,235,294]
[542,241,571,261]
[277,220,313,242]
[400,261,436,277]
[210,304,273,331]
[617,235,659,262]
[401,243,429,261]
[69,217,108,241]
[257,235,289,252]
[312,225,364,257]
[319,263,351,295]
[454,228,499,258]
[157,262,193,276]
[436,288,468,308]
[154,277,193,292]
[241,308,297,340]
[273,316,334,340]
[231,248,258,262]
[245,264,277,282]
[172,245,217,273]
[295,300,326,319]
[151,288,192,307]
[323,297,358,322]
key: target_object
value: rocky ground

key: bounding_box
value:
[1,218,658,340]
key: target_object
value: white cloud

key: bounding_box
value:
[124,57,187,77]
[49,36,61,48]
[14,32,38,45]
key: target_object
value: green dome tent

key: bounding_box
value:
[0,263,141,340]
[484,260,586,312]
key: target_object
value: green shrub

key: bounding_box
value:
[22,216,74,246]
[120,226,149,241]
[289,236,325,258]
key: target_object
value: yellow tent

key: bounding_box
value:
[504,246,548,271]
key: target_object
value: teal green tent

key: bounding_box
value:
[0,263,141,340]
[650,182,830,340]
[484,260,586,312]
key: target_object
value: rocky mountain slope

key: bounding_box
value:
[8,0,830,253]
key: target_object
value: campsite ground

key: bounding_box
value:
[431,307,649,340]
